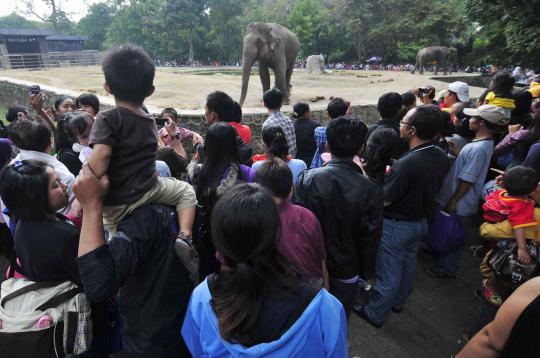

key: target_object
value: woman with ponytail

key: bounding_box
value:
[363,127,401,184]
[182,183,347,357]
[252,125,307,187]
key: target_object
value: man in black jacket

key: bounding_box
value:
[294,116,383,319]
[74,172,194,357]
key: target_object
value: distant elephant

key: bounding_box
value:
[411,46,457,75]
[306,54,326,75]
[239,22,300,106]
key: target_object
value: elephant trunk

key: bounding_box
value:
[239,51,256,107]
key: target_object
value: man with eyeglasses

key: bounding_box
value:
[358,106,450,327]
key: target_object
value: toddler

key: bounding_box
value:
[65,111,94,164]
[85,45,196,240]
[480,166,539,305]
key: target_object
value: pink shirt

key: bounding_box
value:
[278,201,326,279]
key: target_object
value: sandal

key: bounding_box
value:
[425,267,457,279]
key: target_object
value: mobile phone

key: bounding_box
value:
[29,85,41,95]
[155,117,167,126]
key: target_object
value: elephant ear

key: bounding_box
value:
[269,29,280,51]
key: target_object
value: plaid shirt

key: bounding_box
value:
[310,126,327,168]
[262,111,297,157]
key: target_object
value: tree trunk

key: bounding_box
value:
[188,30,195,64]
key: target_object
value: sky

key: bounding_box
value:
[0,0,107,22]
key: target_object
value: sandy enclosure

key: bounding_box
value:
[1,66,486,113]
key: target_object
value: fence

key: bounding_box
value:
[0,50,103,70]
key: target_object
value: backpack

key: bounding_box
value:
[0,278,92,357]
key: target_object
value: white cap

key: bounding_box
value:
[463,104,509,125]
[448,81,470,102]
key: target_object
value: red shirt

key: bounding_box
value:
[483,189,537,228]
[278,201,326,279]
[227,122,252,144]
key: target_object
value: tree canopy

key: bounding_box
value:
[3,0,540,67]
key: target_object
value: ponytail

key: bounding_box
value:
[262,125,289,160]
[210,184,301,346]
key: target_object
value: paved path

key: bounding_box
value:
[348,232,483,358]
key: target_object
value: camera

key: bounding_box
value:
[29,85,41,95]
[154,117,167,126]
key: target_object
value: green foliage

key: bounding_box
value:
[465,0,540,67]
[7,0,540,66]
[0,13,42,29]
[77,3,116,50]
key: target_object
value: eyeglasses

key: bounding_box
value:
[400,120,411,126]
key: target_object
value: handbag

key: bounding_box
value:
[488,241,540,291]
[425,206,466,253]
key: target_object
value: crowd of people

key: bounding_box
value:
[0,43,540,357]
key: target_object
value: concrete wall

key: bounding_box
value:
[178,105,380,152]
[0,77,380,153]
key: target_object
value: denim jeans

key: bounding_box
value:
[363,218,428,325]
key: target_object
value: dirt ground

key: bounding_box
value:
[0,66,486,113]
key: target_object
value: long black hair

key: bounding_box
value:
[196,122,243,200]
[364,127,400,184]
[210,183,301,346]
[262,125,289,160]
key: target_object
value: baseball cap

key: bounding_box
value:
[463,104,509,125]
[529,82,540,98]
[448,81,470,102]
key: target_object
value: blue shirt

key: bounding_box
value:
[252,158,307,187]
[435,139,494,216]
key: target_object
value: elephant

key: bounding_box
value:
[239,22,300,107]
[306,54,326,75]
[411,46,457,75]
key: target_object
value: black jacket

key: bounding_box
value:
[77,205,193,357]
[294,158,383,279]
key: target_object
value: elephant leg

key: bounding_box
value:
[442,61,448,75]
[419,63,424,75]
[259,65,271,93]
[285,65,293,94]
[275,65,289,104]
[434,64,439,75]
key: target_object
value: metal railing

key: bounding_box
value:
[0,50,103,69]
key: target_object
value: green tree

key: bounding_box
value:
[161,0,207,63]
[465,0,540,67]
[105,0,165,57]
[0,13,41,29]
[207,0,245,63]
[77,3,116,50]
[21,0,75,34]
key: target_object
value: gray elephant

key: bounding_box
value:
[306,54,326,75]
[411,46,457,75]
[239,22,300,106]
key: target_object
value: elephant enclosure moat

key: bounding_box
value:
[0,66,487,113]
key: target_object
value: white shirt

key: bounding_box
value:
[11,150,75,215]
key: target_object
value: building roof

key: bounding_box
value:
[0,28,54,36]
[46,35,88,41]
